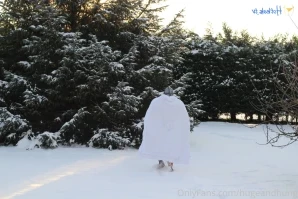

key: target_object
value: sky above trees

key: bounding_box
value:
[160,0,298,39]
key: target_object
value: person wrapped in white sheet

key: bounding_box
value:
[138,86,191,171]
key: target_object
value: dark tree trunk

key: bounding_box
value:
[265,113,273,121]
[257,114,261,121]
[249,113,253,122]
[230,112,236,122]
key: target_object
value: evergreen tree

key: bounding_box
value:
[182,36,223,119]
[0,0,202,148]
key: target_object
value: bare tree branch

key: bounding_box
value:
[252,52,298,147]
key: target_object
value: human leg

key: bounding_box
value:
[167,161,173,171]
[158,160,165,168]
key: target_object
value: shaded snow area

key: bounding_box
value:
[0,122,298,199]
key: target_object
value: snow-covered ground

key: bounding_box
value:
[1,122,298,199]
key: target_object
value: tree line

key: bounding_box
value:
[181,24,298,123]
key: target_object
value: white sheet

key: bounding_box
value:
[138,94,191,164]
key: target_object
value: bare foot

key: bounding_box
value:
[167,161,174,171]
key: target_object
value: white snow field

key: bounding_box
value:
[1,122,298,199]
